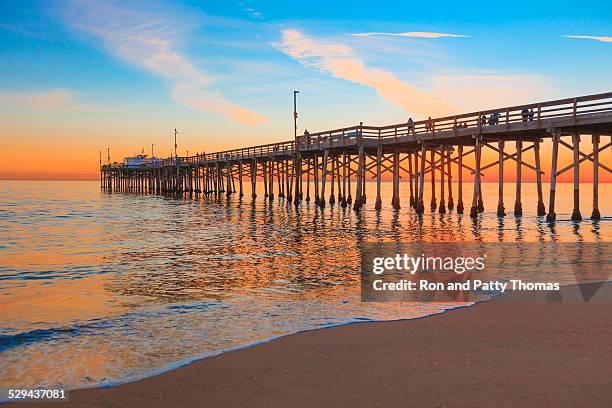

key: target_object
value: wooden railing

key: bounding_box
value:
[101,91,612,170]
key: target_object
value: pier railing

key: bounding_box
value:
[102,91,612,171]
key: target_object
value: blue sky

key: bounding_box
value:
[0,0,610,177]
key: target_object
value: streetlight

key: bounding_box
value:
[107,147,110,164]
[293,90,299,142]
[151,143,155,159]
[174,129,178,159]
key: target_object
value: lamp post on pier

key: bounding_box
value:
[293,90,300,142]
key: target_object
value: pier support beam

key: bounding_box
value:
[408,152,415,208]
[353,146,365,210]
[447,150,454,210]
[497,140,505,216]
[320,150,328,208]
[375,145,382,210]
[571,133,582,221]
[414,153,419,209]
[470,136,482,218]
[392,150,401,210]
[417,145,426,213]
[430,149,437,211]
[439,149,446,214]
[313,154,320,205]
[546,131,560,222]
[341,153,347,207]
[457,146,464,214]
[238,161,243,197]
[263,161,268,198]
[294,155,301,205]
[269,159,274,201]
[251,160,257,198]
[306,158,311,202]
[335,156,341,206]
[347,155,352,205]
[534,139,545,216]
[591,134,601,220]
[329,154,336,205]
[514,140,523,216]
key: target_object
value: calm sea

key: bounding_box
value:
[0,180,609,390]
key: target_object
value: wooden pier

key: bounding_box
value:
[101,92,612,221]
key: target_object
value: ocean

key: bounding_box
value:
[0,180,609,390]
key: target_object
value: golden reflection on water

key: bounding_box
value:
[0,180,609,389]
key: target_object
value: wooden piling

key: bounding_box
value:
[470,136,482,218]
[417,145,426,213]
[408,152,414,208]
[329,153,336,205]
[514,140,523,216]
[313,154,320,205]
[335,156,341,206]
[571,133,582,221]
[341,152,347,207]
[320,150,328,208]
[457,145,464,214]
[414,152,419,209]
[497,140,505,216]
[375,145,382,210]
[251,160,257,198]
[534,139,545,216]
[392,150,401,210]
[439,148,446,213]
[263,161,268,198]
[306,158,311,202]
[430,149,437,211]
[353,146,365,210]
[447,149,454,210]
[347,154,352,205]
[591,134,601,220]
[546,131,560,222]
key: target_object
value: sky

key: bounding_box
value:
[0,0,610,180]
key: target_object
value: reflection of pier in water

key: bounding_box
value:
[101,92,612,222]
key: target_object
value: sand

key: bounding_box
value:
[10,283,612,407]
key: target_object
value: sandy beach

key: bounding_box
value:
[10,282,611,408]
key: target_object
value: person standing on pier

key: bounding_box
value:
[522,108,529,122]
[407,117,415,135]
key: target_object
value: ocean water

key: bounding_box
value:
[0,180,609,390]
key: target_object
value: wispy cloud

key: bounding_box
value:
[352,32,470,38]
[238,2,264,19]
[63,0,267,125]
[274,29,453,116]
[0,89,116,112]
[563,35,612,43]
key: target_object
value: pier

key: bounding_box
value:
[101,92,612,221]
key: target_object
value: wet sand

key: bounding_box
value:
[12,283,612,407]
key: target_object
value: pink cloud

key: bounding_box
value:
[275,29,453,117]
[563,35,612,43]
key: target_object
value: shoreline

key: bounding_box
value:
[10,282,612,407]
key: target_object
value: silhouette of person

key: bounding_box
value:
[521,108,529,122]
[407,117,415,135]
